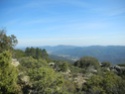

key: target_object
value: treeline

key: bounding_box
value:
[13,47,48,60]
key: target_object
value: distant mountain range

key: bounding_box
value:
[41,45,125,64]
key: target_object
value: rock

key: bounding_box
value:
[110,65,125,74]
[49,62,55,66]
[11,58,20,67]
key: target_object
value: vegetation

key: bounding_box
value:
[83,72,125,94]
[101,61,111,67]
[74,56,100,72]
[0,51,19,93]
[0,30,125,94]
[13,49,26,59]
[0,29,18,53]
[25,47,48,59]
[28,67,65,94]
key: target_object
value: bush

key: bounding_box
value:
[83,71,125,94]
[74,56,100,70]
[28,67,66,94]
[0,51,20,93]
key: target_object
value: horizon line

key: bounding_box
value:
[15,44,125,48]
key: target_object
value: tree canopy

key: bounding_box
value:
[74,56,100,70]
[25,47,48,59]
[0,29,18,53]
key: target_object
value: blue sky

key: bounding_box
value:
[0,0,125,47]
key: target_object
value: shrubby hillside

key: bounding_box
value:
[0,30,125,94]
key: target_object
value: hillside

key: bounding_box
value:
[42,45,125,64]
[1,30,125,94]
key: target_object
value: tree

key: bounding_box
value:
[0,29,18,53]
[25,47,48,59]
[36,47,42,59]
[0,51,20,93]
[74,56,100,70]
[41,49,48,59]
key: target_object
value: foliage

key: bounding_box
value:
[17,56,50,93]
[70,65,85,74]
[118,63,125,67]
[13,49,25,59]
[25,47,48,59]
[83,71,125,94]
[0,51,20,93]
[1,31,125,94]
[59,62,69,72]
[63,80,76,93]
[0,29,18,53]
[18,56,48,71]
[1,49,124,94]
[18,57,74,94]
[28,67,66,94]
[74,56,100,70]
[101,61,111,67]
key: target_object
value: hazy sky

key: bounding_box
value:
[0,0,125,47]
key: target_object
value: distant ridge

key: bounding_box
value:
[41,45,125,64]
